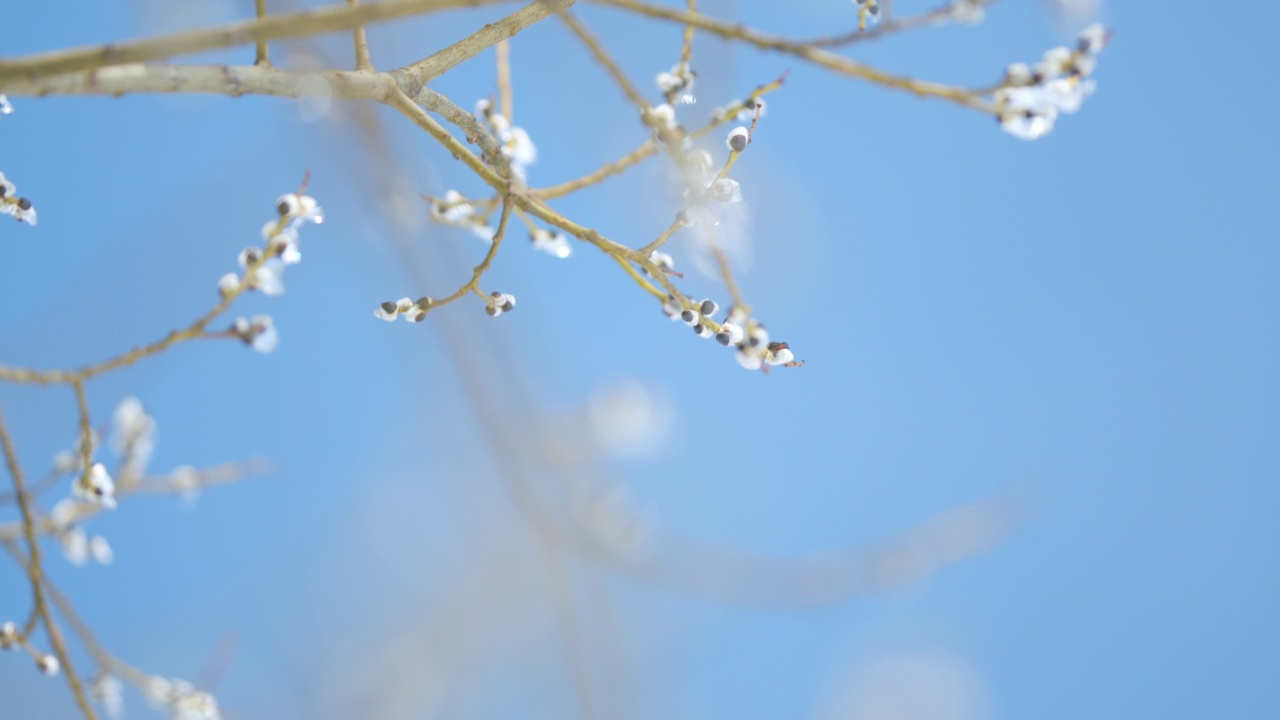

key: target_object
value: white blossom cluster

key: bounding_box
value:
[530,226,572,258]
[431,195,572,259]
[146,676,221,720]
[485,291,517,317]
[655,63,696,105]
[643,102,691,152]
[995,23,1110,140]
[1,620,61,678]
[219,192,322,354]
[0,94,12,115]
[59,525,114,566]
[428,189,500,243]
[674,126,751,230]
[656,263,796,370]
[0,170,37,225]
[112,395,156,483]
[475,98,537,180]
[93,674,125,718]
[49,395,162,565]
[231,314,278,353]
[374,296,434,322]
[73,462,118,509]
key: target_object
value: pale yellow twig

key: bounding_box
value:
[0,406,97,719]
[254,0,271,66]
[590,0,995,112]
[0,0,501,86]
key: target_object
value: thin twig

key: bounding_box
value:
[558,9,651,113]
[589,0,995,112]
[393,0,575,89]
[254,0,271,66]
[420,196,516,314]
[0,232,287,385]
[0,405,97,718]
[348,0,375,71]
[496,39,513,121]
[0,0,500,86]
[804,0,1000,47]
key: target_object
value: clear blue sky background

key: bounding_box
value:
[1,0,1277,718]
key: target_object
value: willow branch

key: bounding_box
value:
[590,0,995,112]
[0,406,96,718]
[349,0,376,71]
[0,0,501,86]
[393,0,573,88]
[254,0,271,66]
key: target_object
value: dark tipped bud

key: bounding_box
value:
[681,309,696,323]
[728,133,748,152]
[380,301,397,314]
[17,197,31,210]
[715,332,732,346]
[485,305,498,316]
[276,194,299,216]
[700,299,717,316]
[416,296,434,310]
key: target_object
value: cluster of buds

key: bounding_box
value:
[655,63,696,105]
[112,396,156,484]
[145,677,221,720]
[231,315,278,354]
[375,296,434,322]
[644,103,683,147]
[1,621,61,677]
[678,133,748,228]
[0,171,37,225]
[854,0,881,29]
[486,291,517,317]
[73,462,118,509]
[216,192,322,355]
[530,227,572,259]
[475,98,537,180]
[644,249,676,277]
[92,674,124,718]
[59,526,114,566]
[219,192,323,299]
[995,23,1110,140]
[709,96,768,125]
[662,297,799,371]
[428,190,500,243]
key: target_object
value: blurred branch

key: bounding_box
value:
[0,405,96,718]
[596,493,1025,608]
[254,0,271,66]
[0,459,271,542]
[0,0,504,86]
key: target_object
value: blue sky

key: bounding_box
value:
[1,0,1277,718]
